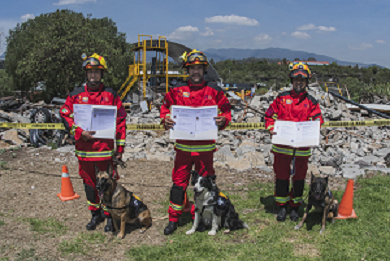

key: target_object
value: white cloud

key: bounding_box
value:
[205,15,259,26]
[348,43,373,50]
[297,23,317,31]
[53,0,96,5]
[318,26,336,32]
[167,25,199,40]
[281,32,287,36]
[377,40,386,44]
[254,34,272,43]
[21,14,35,22]
[200,27,214,36]
[297,23,336,32]
[291,31,311,39]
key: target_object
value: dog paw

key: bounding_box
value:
[295,225,302,230]
[223,229,230,234]
[186,229,195,235]
[208,230,217,236]
[117,233,125,239]
[139,229,146,234]
[320,229,325,234]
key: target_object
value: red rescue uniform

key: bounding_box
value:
[60,83,127,216]
[265,89,324,207]
[160,79,232,222]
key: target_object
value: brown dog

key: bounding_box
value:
[295,173,338,234]
[95,163,152,239]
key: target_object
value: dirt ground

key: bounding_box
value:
[0,147,348,261]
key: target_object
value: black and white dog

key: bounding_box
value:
[186,170,249,236]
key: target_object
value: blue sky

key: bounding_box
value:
[1,0,389,67]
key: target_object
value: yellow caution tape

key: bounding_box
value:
[1,119,390,131]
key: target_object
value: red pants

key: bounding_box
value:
[168,151,215,222]
[78,159,118,216]
[273,154,308,207]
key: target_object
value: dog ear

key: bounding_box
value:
[311,172,315,182]
[107,162,113,178]
[190,170,199,186]
[210,175,216,182]
[95,164,100,176]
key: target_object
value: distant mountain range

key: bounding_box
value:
[203,48,386,68]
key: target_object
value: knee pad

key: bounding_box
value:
[275,179,289,197]
[170,184,184,206]
[292,180,305,197]
[84,183,97,203]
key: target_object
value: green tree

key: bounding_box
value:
[0,70,14,97]
[5,9,133,102]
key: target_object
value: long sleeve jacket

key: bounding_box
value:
[60,83,127,161]
[160,79,232,153]
[265,89,324,158]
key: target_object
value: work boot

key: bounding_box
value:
[290,207,299,222]
[164,221,178,235]
[104,217,114,232]
[276,206,287,222]
[86,210,105,231]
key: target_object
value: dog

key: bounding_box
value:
[295,173,338,234]
[95,163,152,239]
[186,170,249,236]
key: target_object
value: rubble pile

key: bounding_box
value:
[2,83,390,179]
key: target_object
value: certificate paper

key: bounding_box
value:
[271,120,320,147]
[73,104,117,139]
[169,105,218,140]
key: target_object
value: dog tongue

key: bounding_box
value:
[98,191,103,198]
[316,195,320,199]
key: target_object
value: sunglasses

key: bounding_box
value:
[82,57,101,67]
[291,70,309,78]
[187,53,207,62]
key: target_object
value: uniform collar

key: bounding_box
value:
[290,88,307,99]
[187,79,206,88]
[86,83,104,92]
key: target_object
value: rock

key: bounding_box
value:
[308,164,320,175]
[368,143,383,150]
[239,151,265,167]
[373,148,390,158]
[2,130,23,145]
[214,145,236,162]
[236,145,256,157]
[362,155,381,164]
[255,165,273,174]
[56,146,75,153]
[0,140,10,149]
[319,166,336,175]
[342,168,365,179]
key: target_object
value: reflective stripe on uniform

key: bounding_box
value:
[70,124,79,136]
[275,196,290,204]
[175,143,216,152]
[75,150,114,158]
[272,114,278,120]
[169,202,184,211]
[267,125,274,130]
[272,145,311,157]
[292,197,303,204]
[116,139,125,146]
[101,204,108,212]
[87,200,100,208]
[70,113,74,119]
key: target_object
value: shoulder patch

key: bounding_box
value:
[172,81,187,89]
[206,82,223,92]
[306,94,318,105]
[103,86,118,98]
[277,91,291,97]
[69,86,85,97]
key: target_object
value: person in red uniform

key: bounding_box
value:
[160,49,232,235]
[60,53,127,231]
[265,62,324,222]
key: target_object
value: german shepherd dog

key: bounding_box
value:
[295,173,338,234]
[95,163,152,239]
[186,170,249,236]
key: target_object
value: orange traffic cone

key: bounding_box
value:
[335,179,358,219]
[183,191,193,213]
[57,165,80,201]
